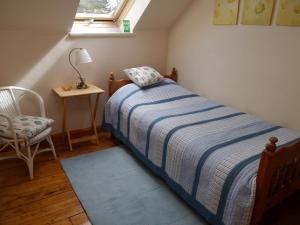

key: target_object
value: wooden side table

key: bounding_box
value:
[53,85,105,151]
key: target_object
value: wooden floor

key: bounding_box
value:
[0,131,299,225]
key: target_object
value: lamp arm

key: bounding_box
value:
[68,48,83,80]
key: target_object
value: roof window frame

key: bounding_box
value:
[75,0,129,22]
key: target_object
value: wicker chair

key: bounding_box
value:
[0,86,56,179]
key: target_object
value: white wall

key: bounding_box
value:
[168,0,300,131]
[2,0,299,134]
[0,0,192,134]
[0,29,168,133]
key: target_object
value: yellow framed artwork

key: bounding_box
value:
[276,0,300,26]
[213,0,240,25]
[242,0,275,25]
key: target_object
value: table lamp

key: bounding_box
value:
[68,48,93,89]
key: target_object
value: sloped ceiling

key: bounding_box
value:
[0,0,79,33]
[136,0,194,29]
[0,0,193,32]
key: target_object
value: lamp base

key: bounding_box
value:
[76,77,88,89]
[76,81,88,89]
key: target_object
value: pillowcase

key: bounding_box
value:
[124,66,164,87]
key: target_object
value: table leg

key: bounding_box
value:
[62,98,66,133]
[88,95,100,145]
[62,98,73,151]
[93,93,100,121]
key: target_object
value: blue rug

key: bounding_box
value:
[61,146,207,225]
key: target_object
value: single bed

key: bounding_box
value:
[103,68,300,225]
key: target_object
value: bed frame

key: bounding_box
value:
[108,68,300,225]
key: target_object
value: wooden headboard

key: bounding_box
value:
[108,68,178,96]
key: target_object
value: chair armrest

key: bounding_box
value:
[0,113,16,139]
[19,89,46,117]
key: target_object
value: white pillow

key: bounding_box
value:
[123,66,164,87]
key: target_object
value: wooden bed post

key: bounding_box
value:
[109,72,115,97]
[170,68,178,82]
[252,136,300,225]
[251,137,278,225]
[109,72,115,81]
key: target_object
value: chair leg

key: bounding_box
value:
[14,139,21,158]
[25,142,34,180]
[27,159,34,180]
[47,136,57,159]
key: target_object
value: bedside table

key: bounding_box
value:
[53,84,105,151]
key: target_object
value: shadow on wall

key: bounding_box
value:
[0,30,74,130]
[16,36,71,89]
[0,30,69,87]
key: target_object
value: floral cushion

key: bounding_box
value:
[123,66,164,87]
[0,115,54,139]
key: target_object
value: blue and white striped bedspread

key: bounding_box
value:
[103,79,300,225]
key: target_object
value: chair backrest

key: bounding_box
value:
[0,86,45,121]
[0,87,21,120]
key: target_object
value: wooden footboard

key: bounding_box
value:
[251,137,300,224]
[108,68,178,96]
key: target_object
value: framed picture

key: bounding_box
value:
[213,0,240,25]
[276,0,300,26]
[242,0,275,25]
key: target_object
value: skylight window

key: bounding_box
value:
[76,0,128,21]
[71,0,151,36]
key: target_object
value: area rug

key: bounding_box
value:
[61,146,207,225]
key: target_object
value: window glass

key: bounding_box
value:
[76,0,125,20]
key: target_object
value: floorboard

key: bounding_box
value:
[0,131,298,225]
[51,219,73,225]
[70,213,92,225]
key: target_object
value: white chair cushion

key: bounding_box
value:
[0,115,54,139]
